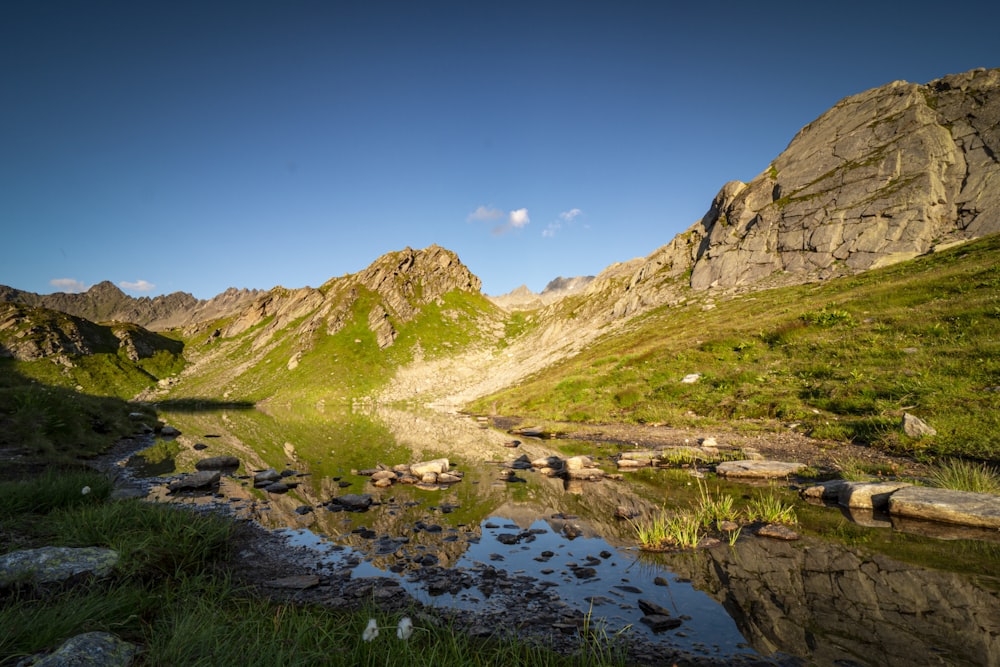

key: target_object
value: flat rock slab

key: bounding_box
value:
[167,470,221,491]
[716,460,806,478]
[888,486,1000,529]
[0,546,119,587]
[756,524,800,541]
[266,574,321,589]
[839,481,912,510]
[19,631,137,667]
[194,455,240,470]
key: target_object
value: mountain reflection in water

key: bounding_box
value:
[131,405,1000,666]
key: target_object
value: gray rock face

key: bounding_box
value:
[688,68,1000,290]
[194,455,240,470]
[838,480,912,510]
[0,546,119,587]
[901,412,937,438]
[607,68,1000,302]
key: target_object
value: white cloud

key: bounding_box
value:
[467,205,504,222]
[508,208,530,228]
[543,208,583,238]
[50,278,87,293]
[559,208,582,222]
[119,279,156,292]
[485,207,531,235]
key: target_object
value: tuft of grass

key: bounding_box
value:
[834,457,901,481]
[44,501,234,580]
[628,511,702,550]
[694,480,740,526]
[927,459,1000,494]
[745,488,798,524]
[0,467,112,520]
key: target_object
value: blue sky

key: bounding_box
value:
[3,1,998,299]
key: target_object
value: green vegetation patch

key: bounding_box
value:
[471,234,1000,461]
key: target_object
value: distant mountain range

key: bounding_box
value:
[0,282,262,331]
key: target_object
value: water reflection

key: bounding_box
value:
[666,534,1000,666]
[130,404,1000,666]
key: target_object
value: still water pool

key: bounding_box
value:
[122,404,1000,666]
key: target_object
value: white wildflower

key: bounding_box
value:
[81,486,91,495]
[397,616,413,640]
[362,618,379,642]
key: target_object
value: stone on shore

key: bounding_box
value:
[716,460,806,478]
[800,479,850,501]
[17,631,137,667]
[194,455,240,470]
[0,546,119,587]
[410,459,450,476]
[167,470,221,491]
[839,481,912,511]
[888,486,1000,529]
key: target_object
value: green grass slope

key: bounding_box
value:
[166,286,501,405]
[470,234,1000,462]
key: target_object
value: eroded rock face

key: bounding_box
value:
[685,68,1000,290]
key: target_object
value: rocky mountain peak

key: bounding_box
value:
[683,67,1000,290]
[354,245,482,321]
[87,281,125,297]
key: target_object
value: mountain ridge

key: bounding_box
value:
[3,67,998,418]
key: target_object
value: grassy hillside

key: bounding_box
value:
[0,361,158,463]
[470,234,1000,462]
[167,287,501,405]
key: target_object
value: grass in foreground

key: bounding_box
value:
[0,468,625,667]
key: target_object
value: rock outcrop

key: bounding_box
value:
[687,67,1000,290]
[0,302,183,362]
[602,67,1000,313]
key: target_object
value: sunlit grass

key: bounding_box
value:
[745,487,798,524]
[471,234,1000,461]
[927,459,1000,494]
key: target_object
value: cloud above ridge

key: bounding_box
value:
[119,279,156,292]
[50,278,87,293]
[466,205,504,222]
[543,208,583,238]
[469,205,531,235]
